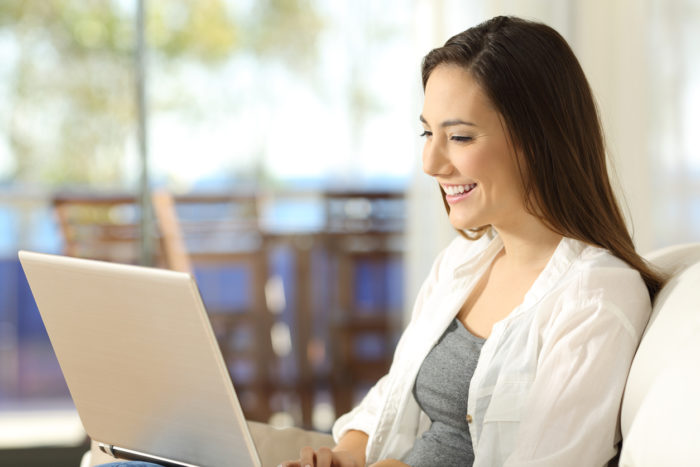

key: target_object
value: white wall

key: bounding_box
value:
[570,0,653,252]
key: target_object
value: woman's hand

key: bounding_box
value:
[279,446,360,467]
[279,449,409,467]
[280,429,368,467]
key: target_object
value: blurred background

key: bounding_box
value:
[0,0,698,465]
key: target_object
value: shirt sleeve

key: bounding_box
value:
[504,268,651,467]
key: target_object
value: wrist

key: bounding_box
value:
[333,430,368,466]
[331,446,365,466]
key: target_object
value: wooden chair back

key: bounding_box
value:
[322,190,405,416]
[152,190,276,423]
[53,193,161,266]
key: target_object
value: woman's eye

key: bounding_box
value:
[419,130,432,138]
[450,135,473,142]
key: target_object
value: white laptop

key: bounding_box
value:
[18,250,262,467]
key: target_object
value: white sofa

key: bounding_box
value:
[619,243,700,466]
[83,243,700,466]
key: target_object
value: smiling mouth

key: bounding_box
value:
[443,183,477,196]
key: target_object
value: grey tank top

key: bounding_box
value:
[402,318,485,467]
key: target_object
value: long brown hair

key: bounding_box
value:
[422,16,664,300]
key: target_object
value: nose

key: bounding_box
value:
[422,137,453,177]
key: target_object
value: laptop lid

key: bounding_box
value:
[18,250,261,467]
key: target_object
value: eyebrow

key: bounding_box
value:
[419,115,477,128]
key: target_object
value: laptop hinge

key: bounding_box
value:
[98,442,201,467]
[98,442,115,457]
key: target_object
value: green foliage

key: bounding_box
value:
[146,1,240,63]
[246,0,325,72]
[0,0,325,186]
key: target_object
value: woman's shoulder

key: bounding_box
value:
[559,238,651,315]
[543,239,652,339]
[569,239,645,283]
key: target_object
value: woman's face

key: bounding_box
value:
[420,65,528,232]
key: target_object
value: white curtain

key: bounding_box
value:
[648,0,700,248]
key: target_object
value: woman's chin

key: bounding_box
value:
[448,215,480,232]
[446,210,492,234]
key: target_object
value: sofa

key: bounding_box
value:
[619,243,700,466]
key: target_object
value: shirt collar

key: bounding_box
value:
[518,236,586,313]
[452,231,587,315]
[452,229,502,279]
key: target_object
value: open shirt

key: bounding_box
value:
[332,231,651,466]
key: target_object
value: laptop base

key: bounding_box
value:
[98,442,201,467]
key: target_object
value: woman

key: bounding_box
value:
[283,15,663,467]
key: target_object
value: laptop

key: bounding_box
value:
[18,250,262,467]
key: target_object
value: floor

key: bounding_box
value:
[0,403,87,466]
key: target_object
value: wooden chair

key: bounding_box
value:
[322,190,405,417]
[152,191,277,424]
[53,191,278,423]
[52,192,161,266]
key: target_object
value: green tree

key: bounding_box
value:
[0,0,324,186]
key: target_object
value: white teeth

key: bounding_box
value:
[444,184,476,195]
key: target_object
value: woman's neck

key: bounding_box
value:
[493,217,563,270]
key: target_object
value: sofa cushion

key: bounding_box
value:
[619,335,700,466]
[619,244,700,465]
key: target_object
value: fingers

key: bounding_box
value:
[316,447,333,466]
[280,446,318,467]
[300,445,316,466]
[279,445,355,467]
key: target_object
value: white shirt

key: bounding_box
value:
[332,231,651,466]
